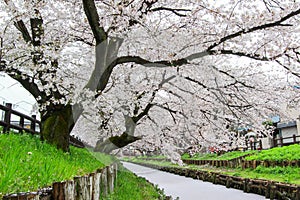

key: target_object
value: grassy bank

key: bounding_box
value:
[0,132,168,200]
[0,133,114,197]
[181,145,300,162]
[124,145,300,185]
[245,144,300,161]
[103,165,167,200]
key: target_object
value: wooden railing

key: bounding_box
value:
[0,103,39,134]
[273,134,300,147]
[0,103,92,148]
[244,134,300,150]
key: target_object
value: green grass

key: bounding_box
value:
[0,133,114,197]
[225,166,300,185]
[182,150,255,161]
[245,144,300,161]
[103,165,166,200]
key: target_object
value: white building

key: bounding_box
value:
[275,117,300,146]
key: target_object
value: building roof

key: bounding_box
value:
[277,120,297,129]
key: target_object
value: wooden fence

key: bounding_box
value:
[0,103,92,148]
[2,163,118,200]
[182,155,247,168]
[273,134,300,147]
[0,103,39,134]
[244,134,300,150]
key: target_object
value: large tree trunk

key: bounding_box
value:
[94,132,141,153]
[40,104,75,152]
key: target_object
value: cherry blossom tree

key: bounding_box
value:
[0,0,299,153]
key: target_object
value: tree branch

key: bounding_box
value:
[4,0,32,43]
[14,21,32,43]
[207,8,300,51]
[150,7,191,17]
[82,0,107,45]
[116,55,188,67]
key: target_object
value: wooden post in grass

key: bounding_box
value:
[30,115,37,134]
[19,116,24,133]
[107,165,113,193]
[52,182,65,200]
[101,167,108,197]
[91,172,101,200]
[3,103,12,133]
[74,176,89,200]
[114,163,118,183]
[272,138,277,147]
[52,181,75,200]
[280,137,283,147]
[293,134,297,144]
[295,186,300,200]
[65,180,75,200]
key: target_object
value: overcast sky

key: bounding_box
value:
[0,73,37,117]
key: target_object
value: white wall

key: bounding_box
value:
[297,118,300,136]
[280,127,298,143]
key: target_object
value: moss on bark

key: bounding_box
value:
[41,104,74,152]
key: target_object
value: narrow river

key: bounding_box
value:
[122,162,268,200]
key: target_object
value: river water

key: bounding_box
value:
[122,162,268,200]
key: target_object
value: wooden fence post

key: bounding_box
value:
[295,186,300,200]
[19,116,24,133]
[101,167,108,197]
[280,137,283,147]
[52,182,65,200]
[92,172,101,200]
[3,103,12,133]
[107,166,113,193]
[113,163,118,185]
[272,138,276,147]
[74,176,88,200]
[30,115,36,134]
[65,180,75,200]
[52,181,75,200]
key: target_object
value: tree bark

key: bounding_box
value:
[40,104,75,152]
[94,132,141,153]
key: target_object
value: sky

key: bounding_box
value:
[0,73,37,119]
